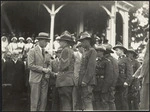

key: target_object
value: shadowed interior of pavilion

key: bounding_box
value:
[1,1,110,40]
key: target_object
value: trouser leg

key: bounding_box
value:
[81,86,94,110]
[39,78,49,111]
[115,86,129,110]
[58,86,73,111]
[108,88,116,110]
[29,82,40,111]
[51,86,60,111]
[121,86,129,110]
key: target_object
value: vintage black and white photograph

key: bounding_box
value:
[1,1,149,111]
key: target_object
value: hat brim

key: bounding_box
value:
[113,46,127,52]
[36,37,50,40]
[106,49,114,53]
[57,38,76,44]
[77,37,91,41]
[127,50,137,56]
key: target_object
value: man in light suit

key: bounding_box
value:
[28,32,52,111]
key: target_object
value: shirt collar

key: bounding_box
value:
[37,45,42,52]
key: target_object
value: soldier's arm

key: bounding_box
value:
[125,59,133,85]
[59,48,72,71]
[27,49,46,73]
[102,60,113,93]
[82,49,97,84]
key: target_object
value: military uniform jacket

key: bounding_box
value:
[93,57,113,93]
[116,55,133,86]
[105,54,119,87]
[130,58,141,74]
[78,47,97,86]
[56,46,75,87]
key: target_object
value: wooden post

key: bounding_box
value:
[43,3,65,55]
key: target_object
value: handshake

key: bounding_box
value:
[42,68,58,78]
[42,68,52,74]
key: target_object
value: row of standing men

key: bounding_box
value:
[27,31,144,111]
[2,31,146,111]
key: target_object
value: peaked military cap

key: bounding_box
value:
[36,32,50,40]
[57,31,75,43]
[78,31,91,41]
[113,43,127,53]
[95,45,106,52]
[11,37,17,41]
[103,44,114,53]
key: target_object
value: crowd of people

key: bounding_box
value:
[1,30,149,111]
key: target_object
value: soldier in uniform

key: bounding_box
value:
[56,31,76,110]
[78,31,97,110]
[104,43,119,110]
[93,45,113,110]
[126,49,141,110]
[113,44,133,110]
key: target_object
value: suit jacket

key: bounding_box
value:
[105,54,119,87]
[94,57,113,93]
[116,55,133,86]
[27,45,52,83]
[78,47,97,86]
[3,59,26,92]
[56,46,75,87]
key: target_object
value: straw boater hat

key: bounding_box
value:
[78,31,91,41]
[127,49,138,57]
[19,37,24,41]
[26,37,33,42]
[113,43,127,53]
[57,31,75,44]
[36,32,50,40]
[103,44,114,53]
[11,37,17,41]
[95,45,106,52]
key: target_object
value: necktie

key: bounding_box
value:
[42,48,45,58]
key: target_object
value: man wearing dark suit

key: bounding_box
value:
[104,44,119,110]
[3,50,26,110]
[78,32,97,110]
[28,32,52,111]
